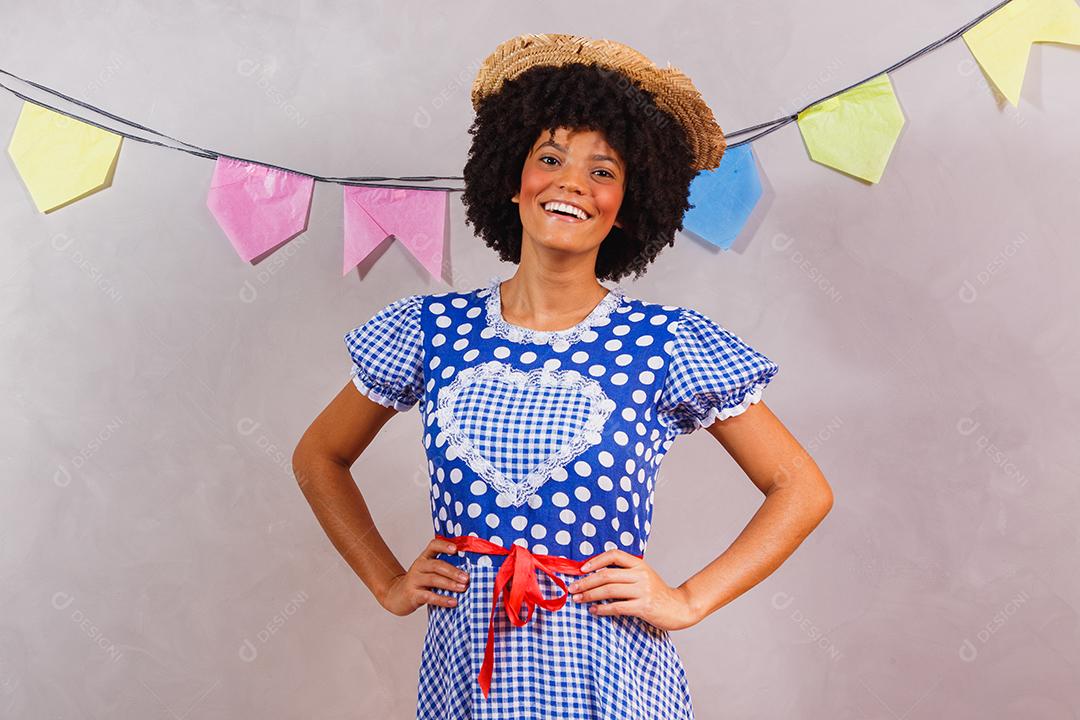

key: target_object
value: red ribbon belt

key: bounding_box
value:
[433,533,589,699]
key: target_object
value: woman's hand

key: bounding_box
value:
[567,549,699,631]
[377,538,470,617]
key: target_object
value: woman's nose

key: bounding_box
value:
[554,160,589,194]
[558,173,586,195]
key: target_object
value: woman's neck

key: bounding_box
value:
[498,271,610,333]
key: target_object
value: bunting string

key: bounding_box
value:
[3,0,1076,270]
[0,67,464,191]
[0,0,1018,182]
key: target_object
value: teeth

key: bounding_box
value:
[543,201,588,220]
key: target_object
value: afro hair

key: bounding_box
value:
[461,62,700,283]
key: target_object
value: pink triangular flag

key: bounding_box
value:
[206,157,314,262]
[343,186,446,278]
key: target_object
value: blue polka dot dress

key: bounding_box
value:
[343,275,780,720]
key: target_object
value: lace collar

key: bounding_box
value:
[481,275,626,347]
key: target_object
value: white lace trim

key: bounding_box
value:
[480,275,626,347]
[433,360,615,507]
[350,365,414,412]
[693,380,767,429]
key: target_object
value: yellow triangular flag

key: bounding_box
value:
[796,73,906,184]
[6,102,123,213]
[963,0,1080,106]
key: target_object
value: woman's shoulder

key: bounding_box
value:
[361,279,501,331]
[423,280,490,310]
[630,295,772,363]
[363,292,426,326]
[634,292,740,330]
[345,291,427,342]
[619,292,701,329]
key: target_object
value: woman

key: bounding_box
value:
[293,34,833,719]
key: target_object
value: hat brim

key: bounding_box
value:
[471,33,726,172]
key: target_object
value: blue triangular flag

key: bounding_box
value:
[683,143,762,250]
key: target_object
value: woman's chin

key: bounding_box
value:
[525,225,606,252]
[533,235,599,253]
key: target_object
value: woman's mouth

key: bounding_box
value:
[540,201,591,223]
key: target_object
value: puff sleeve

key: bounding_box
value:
[657,307,779,435]
[343,293,425,411]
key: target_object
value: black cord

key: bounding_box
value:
[0,0,1015,179]
[725,0,1014,149]
[0,68,466,192]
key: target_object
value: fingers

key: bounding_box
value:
[570,578,635,604]
[423,538,459,559]
[572,581,638,604]
[399,539,471,611]
[401,569,468,612]
[417,588,459,608]
[568,567,635,594]
[416,565,468,595]
[580,549,639,571]
[418,540,469,584]
[588,599,636,616]
[413,566,468,611]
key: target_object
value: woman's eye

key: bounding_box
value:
[538,156,615,179]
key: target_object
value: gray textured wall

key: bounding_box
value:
[3,1,1078,718]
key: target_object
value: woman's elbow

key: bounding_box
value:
[291,443,312,487]
[291,437,330,489]
[811,475,834,520]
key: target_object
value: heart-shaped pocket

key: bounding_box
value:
[434,361,615,507]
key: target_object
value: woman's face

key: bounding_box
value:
[512,126,625,259]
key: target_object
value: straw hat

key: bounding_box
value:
[471,33,726,171]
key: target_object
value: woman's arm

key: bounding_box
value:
[291,381,407,604]
[679,399,834,623]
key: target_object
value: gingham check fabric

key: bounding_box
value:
[342,282,779,717]
[343,293,425,411]
[417,555,695,720]
[454,377,590,481]
[657,307,780,435]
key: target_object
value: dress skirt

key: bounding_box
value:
[415,554,696,720]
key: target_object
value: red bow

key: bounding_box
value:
[434,534,588,699]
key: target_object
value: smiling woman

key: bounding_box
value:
[461,61,701,283]
[295,32,831,720]
[508,126,628,271]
